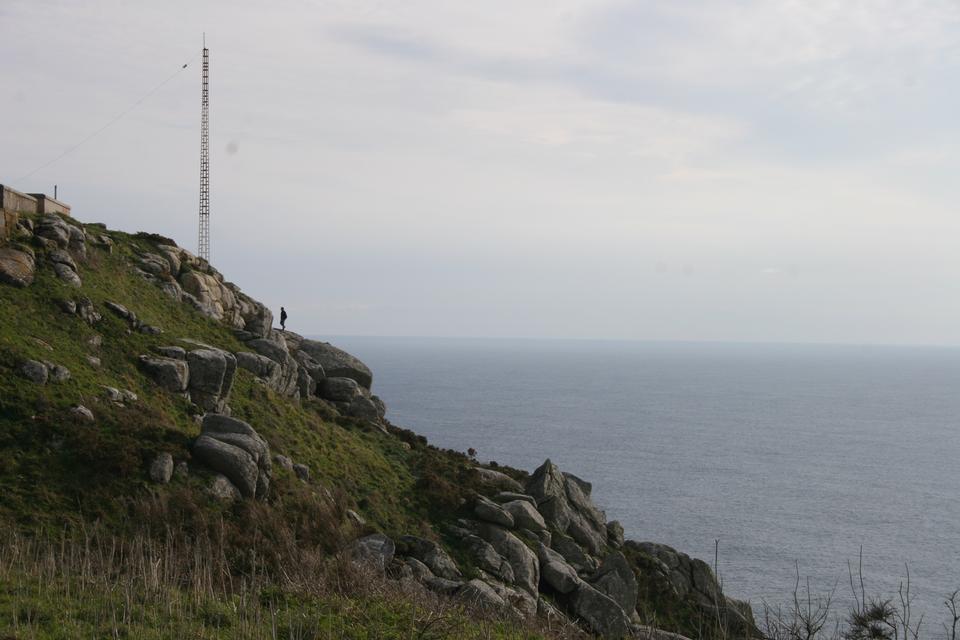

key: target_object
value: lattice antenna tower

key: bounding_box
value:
[198,35,210,262]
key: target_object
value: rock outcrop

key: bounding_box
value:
[527,459,607,555]
[0,246,35,287]
[191,414,271,499]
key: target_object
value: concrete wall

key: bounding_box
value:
[29,194,71,216]
[0,185,38,214]
[0,210,19,240]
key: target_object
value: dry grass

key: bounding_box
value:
[0,521,587,640]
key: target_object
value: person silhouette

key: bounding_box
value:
[280,306,287,332]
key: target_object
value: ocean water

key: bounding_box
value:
[323,336,960,629]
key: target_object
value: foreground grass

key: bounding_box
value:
[0,530,574,640]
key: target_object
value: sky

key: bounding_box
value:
[3,1,960,345]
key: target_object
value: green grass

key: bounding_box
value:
[0,212,480,545]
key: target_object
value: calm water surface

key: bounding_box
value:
[322,337,960,628]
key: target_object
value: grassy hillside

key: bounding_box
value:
[0,212,768,640]
[0,212,564,639]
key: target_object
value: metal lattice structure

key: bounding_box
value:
[198,43,210,262]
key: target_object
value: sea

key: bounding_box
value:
[322,336,960,631]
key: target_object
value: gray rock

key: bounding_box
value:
[138,253,170,276]
[153,345,186,360]
[569,582,633,639]
[397,535,462,581]
[346,509,366,528]
[319,376,362,402]
[343,396,381,421]
[590,551,638,614]
[484,580,539,618]
[193,435,259,497]
[192,414,271,499]
[52,262,81,287]
[477,523,540,595]
[243,339,299,397]
[458,579,506,610]
[494,491,537,505]
[503,499,548,532]
[425,577,464,595]
[76,298,101,325]
[20,360,48,384]
[352,533,395,570]
[236,351,278,377]
[296,364,315,400]
[273,454,293,471]
[475,496,515,528]
[186,348,236,412]
[0,247,36,287]
[208,474,241,501]
[527,459,607,555]
[47,249,77,272]
[474,467,524,492]
[296,339,373,389]
[104,301,133,320]
[159,281,183,301]
[69,405,94,422]
[120,389,137,402]
[538,543,582,594]
[85,355,101,368]
[607,520,625,548]
[404,557,434,581]
[48,364,70,383]
[149,453,174,484]
[59,299,77,314]
[551,532,598,575]
[139,355,190,392]
[103,386,123,402]
[139,324,162,335]
[293,463,310,481]
[67,223,86,257]
[35,215,71,247]
[464,534,514,583]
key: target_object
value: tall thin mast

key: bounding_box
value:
[198,36,210,262]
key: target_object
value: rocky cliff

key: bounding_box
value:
[0,211,757,639]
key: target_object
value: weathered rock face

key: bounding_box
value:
[527,460,607,555]
[625,540,757,636]
[319,376,362,402]
[235,336,301,398]
[538,543,582,594]
[590,551,638,614]
[149,453,174,484]
[208,474,241,501]
[352,533,395,571]
[186,348,236,413]
[475,496,515,528]
[458,579,506,610]
[474,467,524,493]
[35,215,71,248]
[551,532,598,576]
[52,261,81,287]
[463,534,515,583]
[397,536,462,581]
[139,355,189,392]
[0,247,36,287]
[191,414,271,499]
[503,499,548,533]
[19,359,48,384]
[296,339,372,389]
[569,582,633,639]
[607,520,625,548]
[477,524,540,596]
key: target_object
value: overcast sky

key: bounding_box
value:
[3,1,960,344]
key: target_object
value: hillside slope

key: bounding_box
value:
[0,211,757,639]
